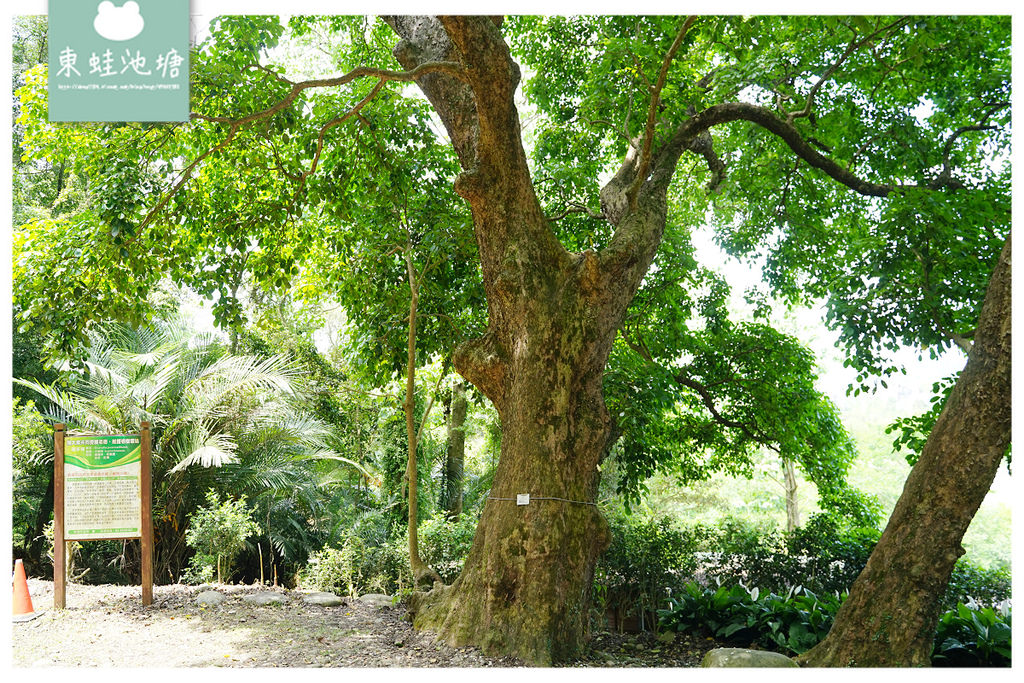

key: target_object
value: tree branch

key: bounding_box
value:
[297,79,387,182]
[134,122,241,233]
[669,102,902,197]
[547,201,606,222]
[621,335,773,447]
[686,124,726,193]
[626,16,697,210]
[133,60,464,239]
[786,16,910,124]
[936,124,997,184]
[191,61,466,126]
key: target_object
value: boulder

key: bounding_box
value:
[196,590,226,606]
[358,593,394,609]
[701,648,798,668]
[242,592,286,605]
[302,591,344,607]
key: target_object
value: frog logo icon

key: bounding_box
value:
[93,1,145,41]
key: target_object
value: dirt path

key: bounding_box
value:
[11,579,715,668]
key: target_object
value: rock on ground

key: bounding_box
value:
[701,647,799,667]
[196,590,226,606]
[357,593,394,609]
[302,592,344,607]
[242,592,286,605]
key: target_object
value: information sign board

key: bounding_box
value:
[54,423,153,608]
[64,434,142,539]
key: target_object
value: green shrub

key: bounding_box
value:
[419,515,478,584]
[696,517,792,590]
[12,399,53,558]
[658,582,759,642]
[933,600,1012,667]
[751,588,842,654]
[658,583,841,654]
[594,512,709,630]
[692,514,879,596]
[659,581,1012,666]
[303,513,480,596]
[300,533,411,596]
[687,514,1008,612]
[182,553,216,585]
[943,560,1011,610]
[184,490,259,584]
[300,545,360,596]
[784,513,880,594]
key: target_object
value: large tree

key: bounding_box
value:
[14,15,1009,664]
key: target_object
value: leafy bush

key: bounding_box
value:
[933,600,1012,667]
[419,515,478,584]
[784,513,880,594]
[750,589,841,654]
[302,512,482,596]
[11,398,52,558]
[184,490,259,584]
[695,517,790,590]
[687,514,1008,611]
[658,582,840,655]
[657,582,757,641]
[300,546,350,594]
[659,581,1012,665]
[692,514,879,596]
[182,554,216,585]
[300,535,411,597]
[943,560,1011,610]
[594,512,709,630]
[592,512,877,633]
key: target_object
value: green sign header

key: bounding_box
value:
[65,434,141,470]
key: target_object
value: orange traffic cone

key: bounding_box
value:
[13,559,38,622]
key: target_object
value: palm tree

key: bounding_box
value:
[17,316,375,582]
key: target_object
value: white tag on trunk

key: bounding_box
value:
[516,493,530,505]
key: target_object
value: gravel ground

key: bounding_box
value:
[11,579,717,668]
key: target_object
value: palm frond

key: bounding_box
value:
[306,450,380,485]
[169,425,238,472]
[13,378,112,431]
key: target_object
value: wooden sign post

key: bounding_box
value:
[53,422,153,608]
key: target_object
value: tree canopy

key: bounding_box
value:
[11,14,1011,665]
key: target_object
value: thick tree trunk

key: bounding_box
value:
[385,16,683,663]
[443,380,468,520]
[800,235,1011,667]
[410,279,616,663]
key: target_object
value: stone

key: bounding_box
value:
[700,648,799,668]
[358,593,394,609]
[196,590,226,606]
[302,592,344,607]
[243,592,286,605]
